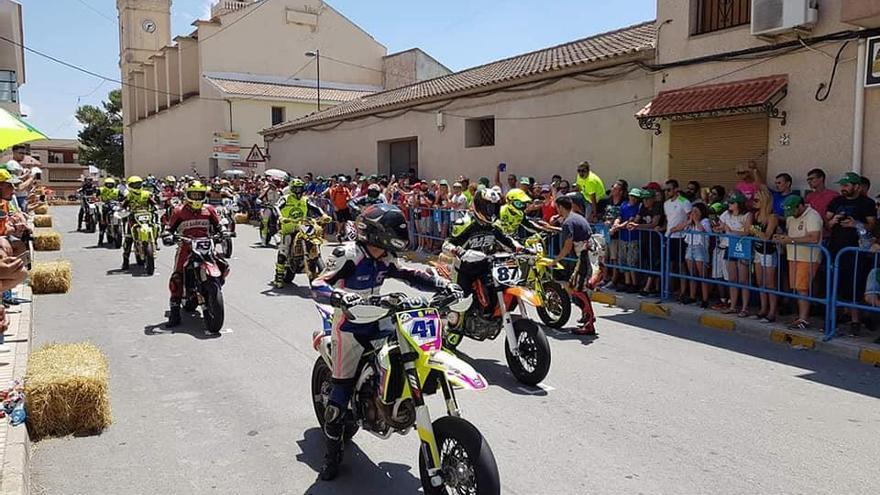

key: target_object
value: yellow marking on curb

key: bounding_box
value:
[859,348,880,366]
[770,330,815,349]
[592,292,616,305]
[699,314,735,331]
[639,302,670,318]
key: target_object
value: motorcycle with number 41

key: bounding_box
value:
[164,233,232,334]
[311,291,500,494]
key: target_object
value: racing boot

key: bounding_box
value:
[319,403,345,481]
[273,257,286,289]
[571,291,596,335]
[167,303,181,328]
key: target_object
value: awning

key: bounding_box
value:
[636,74,788,134]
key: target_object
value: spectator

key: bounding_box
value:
[328,176,353,242]
[826,172,876,335]
[735,160,761,206]
[555,179,571,196]
[450,182,468,211]
[575,160,605,221]
[664,179,692,300]
[751,187,781,323]
[603,180,628,289]
[805,168,838,219]
[5,145,34,212]
[770,173,796,217]
[683,202,711,308]
[495,163,516,194]
[634,183,663,296]
[718,191,752,317]
[685,181,702,204]
[611,188,641,292]
[552,195,596,335]
[540,185,557,223]
[774,195,823,330]
[702,184,726,209]
[862,176,872,198]
[435,180,452,244]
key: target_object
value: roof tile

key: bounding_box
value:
[636,75,788,119]
[207,78,373,102]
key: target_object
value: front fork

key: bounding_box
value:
[498,290,519,357]
[405,360,444,488]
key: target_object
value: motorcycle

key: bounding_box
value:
[165,234,231,334]
[99,200,123,249]
[311,291,500,494]
[523,234,571,329]
[258,200,281,247]
[441,252,552,386]
[80,195,100,233]
[216,199,237,258]
[126,209,160,276]
[279,216,330,284]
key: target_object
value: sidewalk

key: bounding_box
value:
[591,287,880,367]
[0,285,32,495]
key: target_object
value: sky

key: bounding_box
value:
[16,0,656,138]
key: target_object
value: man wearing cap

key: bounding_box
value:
[825,172,876,335]
[773,195,822,330]
[328,176,353,242]
[575,161,605,222]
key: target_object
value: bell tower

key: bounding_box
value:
[117,0,171,173]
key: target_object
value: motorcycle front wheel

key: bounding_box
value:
[504,319,551,386]
[113,230,122,249]
[202,281,224,334]
[143,242,155,275]
[223,238,233,258]
[419,416,500,495]
[310,358,359,440]
[536,281,571,329]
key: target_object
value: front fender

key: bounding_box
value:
[426,350,488,391]
[504,286,541,307]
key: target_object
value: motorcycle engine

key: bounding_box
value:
[357,365,416,434]
[459,311,501,341]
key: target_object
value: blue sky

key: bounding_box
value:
[17,0,655,138]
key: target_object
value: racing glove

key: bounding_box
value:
[330,290,362,308]
[442,283,465,301]
[460,249,488,263]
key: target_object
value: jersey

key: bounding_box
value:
[123,189,154,211]
[99,186,120,202]
[166,204,221,238]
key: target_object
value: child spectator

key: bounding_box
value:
[683,203,711,308]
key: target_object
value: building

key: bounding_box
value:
[117,0,449,178]
[262,23,658,185]
[264,0,880,192]
[28,139,89,199]
[0,0,24,116]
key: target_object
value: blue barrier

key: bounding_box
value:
[828,246,880,341]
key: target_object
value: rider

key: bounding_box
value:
[76,177,99,232]
[162,181,225,327]
[497,188,556,239]
[272,178,327,288]
[206,180,233,206]
[120,175,159,270]
[97,178,121,245]
[310,203,460,481]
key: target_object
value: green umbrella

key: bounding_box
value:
[0,108,47,150]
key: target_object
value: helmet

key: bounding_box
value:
[127,176,143,190]
[367,183,381,199]
[473,187,502,223]
[185,181,208,210]
[210,181,222,192]
[220,179,230,187]
[498,204,524,234]
[506,188,531,204]
[165,175,177,183]
[289,178,305,197]
[356,204,410,253]
[103,178,116,187]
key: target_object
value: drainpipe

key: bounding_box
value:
[852,38,866,174]
[226,99,234,132]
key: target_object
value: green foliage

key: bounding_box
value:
[76,89,123,177]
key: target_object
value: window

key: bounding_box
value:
[693,0,750,35]
[0,71,17,103]
[271,106,286,126]
[465,117,495,148]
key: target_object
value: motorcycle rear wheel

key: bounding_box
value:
[202,281,224,334]
[144,243,155,276]
[310,358,359,440]
[223,238,233,258]
[419,416,500,495]
[536,281,571,329]
[113,231,122,249]
[504,319,551,386]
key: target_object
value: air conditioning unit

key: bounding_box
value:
[751,0,818,36]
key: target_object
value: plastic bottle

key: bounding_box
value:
[10,402,25,426]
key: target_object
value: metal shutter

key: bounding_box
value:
[669,114,768,193]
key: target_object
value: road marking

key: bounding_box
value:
[516,382,555,394]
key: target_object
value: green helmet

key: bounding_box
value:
[289,178,305,197]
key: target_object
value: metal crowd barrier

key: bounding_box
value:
[409,207,468,250]
[828,246,880,341]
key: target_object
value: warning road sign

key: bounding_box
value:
[246,144,267,163]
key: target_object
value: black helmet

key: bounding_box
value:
[356,204,409,253]
[564,191,587,214]
[473,187,502,223]
[367,183,381,199]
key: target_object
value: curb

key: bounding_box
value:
[0,286,33,495]
[594,289,877,366]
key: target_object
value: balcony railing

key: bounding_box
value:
[693,0,751,35]
[211,1,252,17]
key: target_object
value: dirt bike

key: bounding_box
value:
[106,202,125,249]
[311,291,500,494]
[523,234,571,329]
[80,195,100,233]
[279,215,330,284]
[258,200,280,247]
[125,209,160,276]
[215,199,237,258]
[98,200,123,248]
[166,233,231,334]
[439,252,552,386]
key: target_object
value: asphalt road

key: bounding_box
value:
[29,206,880,495]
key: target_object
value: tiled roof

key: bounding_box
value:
[636,74,788,119]
[264,21,656,135]
[206,77,374,102]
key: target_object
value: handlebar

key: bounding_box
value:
[360,291,462,312]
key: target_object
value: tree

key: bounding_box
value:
[76,89,123,177]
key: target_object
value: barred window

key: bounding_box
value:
[693,0,750,35]
[465,117,495,148]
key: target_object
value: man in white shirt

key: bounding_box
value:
[5,145,34,212]
[663,179,693,297]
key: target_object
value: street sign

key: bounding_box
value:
[212,132,240,146]
[232,161,257,168]
[212,152,240,160]
[868,36,880,88]
[245,144,267,163]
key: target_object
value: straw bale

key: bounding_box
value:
[33,204,49,215]
[33,229,61,251]
[33,215,52,228]
[25,342,112,439]
[31,260,71,294]
[234,213,249,224]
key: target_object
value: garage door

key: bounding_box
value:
[669,114,768,194]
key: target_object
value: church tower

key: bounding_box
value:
[117,0,171,172]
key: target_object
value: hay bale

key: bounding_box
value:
[33,229,61,251]
[25,342,112,439]
[33,214,52,228]
[30,260,72,294]
[234,213,249,224]
[33,204,49,215]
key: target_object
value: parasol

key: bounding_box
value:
[222,169,247,177]
[264,168,289,180]
[0,108,48,150]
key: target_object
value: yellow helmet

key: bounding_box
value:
[506,188,531,204]
[127,176,143,189]
[103,178,116,187]
[185,181,208,210]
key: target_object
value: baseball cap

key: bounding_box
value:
[439,179,448,186]
[728,191,746,204]
[519,177,531,185]
[628,187,644,198]
[541,184,551,193]
[452,182,462,188]
[0,169,20,184]
[643,182,662,192]
[836,172,862,185]
[782,194,804,217]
